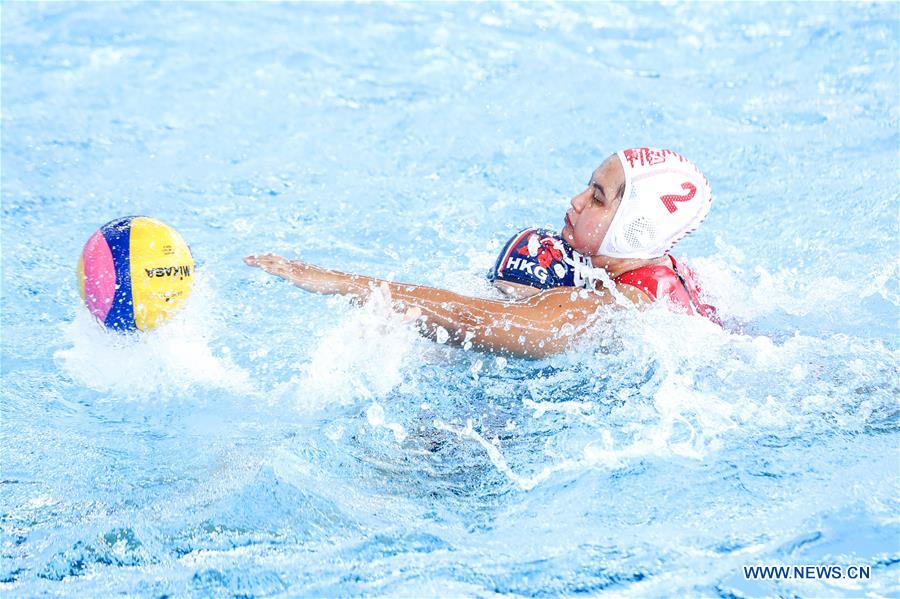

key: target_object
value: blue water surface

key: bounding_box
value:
[2,2,898,597]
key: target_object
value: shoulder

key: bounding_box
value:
[615,282,654,306]
[525,284,651,312]
[497,287,608,325]
[524,286,606,309]
[498,277,653,318]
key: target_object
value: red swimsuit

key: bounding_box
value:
[614,255,721,325]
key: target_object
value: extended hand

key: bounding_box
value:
[244,253,366,296]
[243,253,299,278]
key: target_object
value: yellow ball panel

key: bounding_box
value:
[76,254,85,300]
[128,217,195,331]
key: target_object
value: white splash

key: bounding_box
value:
[291,283,424,410]
[691,240,899,320]
[54,278,253,397]
[367,401,408,443]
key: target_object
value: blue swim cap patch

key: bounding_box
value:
[487,228,578,289]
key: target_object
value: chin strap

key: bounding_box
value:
[567,254,638,308]
[565,246,626,290]
[562,250,598,290]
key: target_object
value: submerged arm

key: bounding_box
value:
[245,254,622,358]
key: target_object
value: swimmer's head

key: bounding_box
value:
[562,148,712,259]
[487,228,580,298]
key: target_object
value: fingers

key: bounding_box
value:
[244,253,285,268]
[244,254,302,283]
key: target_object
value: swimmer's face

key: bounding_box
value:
[562,155,626,257]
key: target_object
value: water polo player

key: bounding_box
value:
[245,147,719,358]
[487,222,718,322]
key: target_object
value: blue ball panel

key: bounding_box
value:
[100,216,137,331]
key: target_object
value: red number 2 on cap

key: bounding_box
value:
[660,182,696,213]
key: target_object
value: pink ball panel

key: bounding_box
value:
[81,230,116,321]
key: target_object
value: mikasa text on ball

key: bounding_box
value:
[76,216,194,331]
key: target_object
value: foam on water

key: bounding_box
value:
[696,240,899,327]
[428,295,897,493]
[288,284,425,411]
[54,278,254,397]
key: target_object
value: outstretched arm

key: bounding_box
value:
[244,254,631,358]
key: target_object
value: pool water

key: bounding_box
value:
[2,2,898,597]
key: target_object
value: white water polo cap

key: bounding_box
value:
[597,148,712,259]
